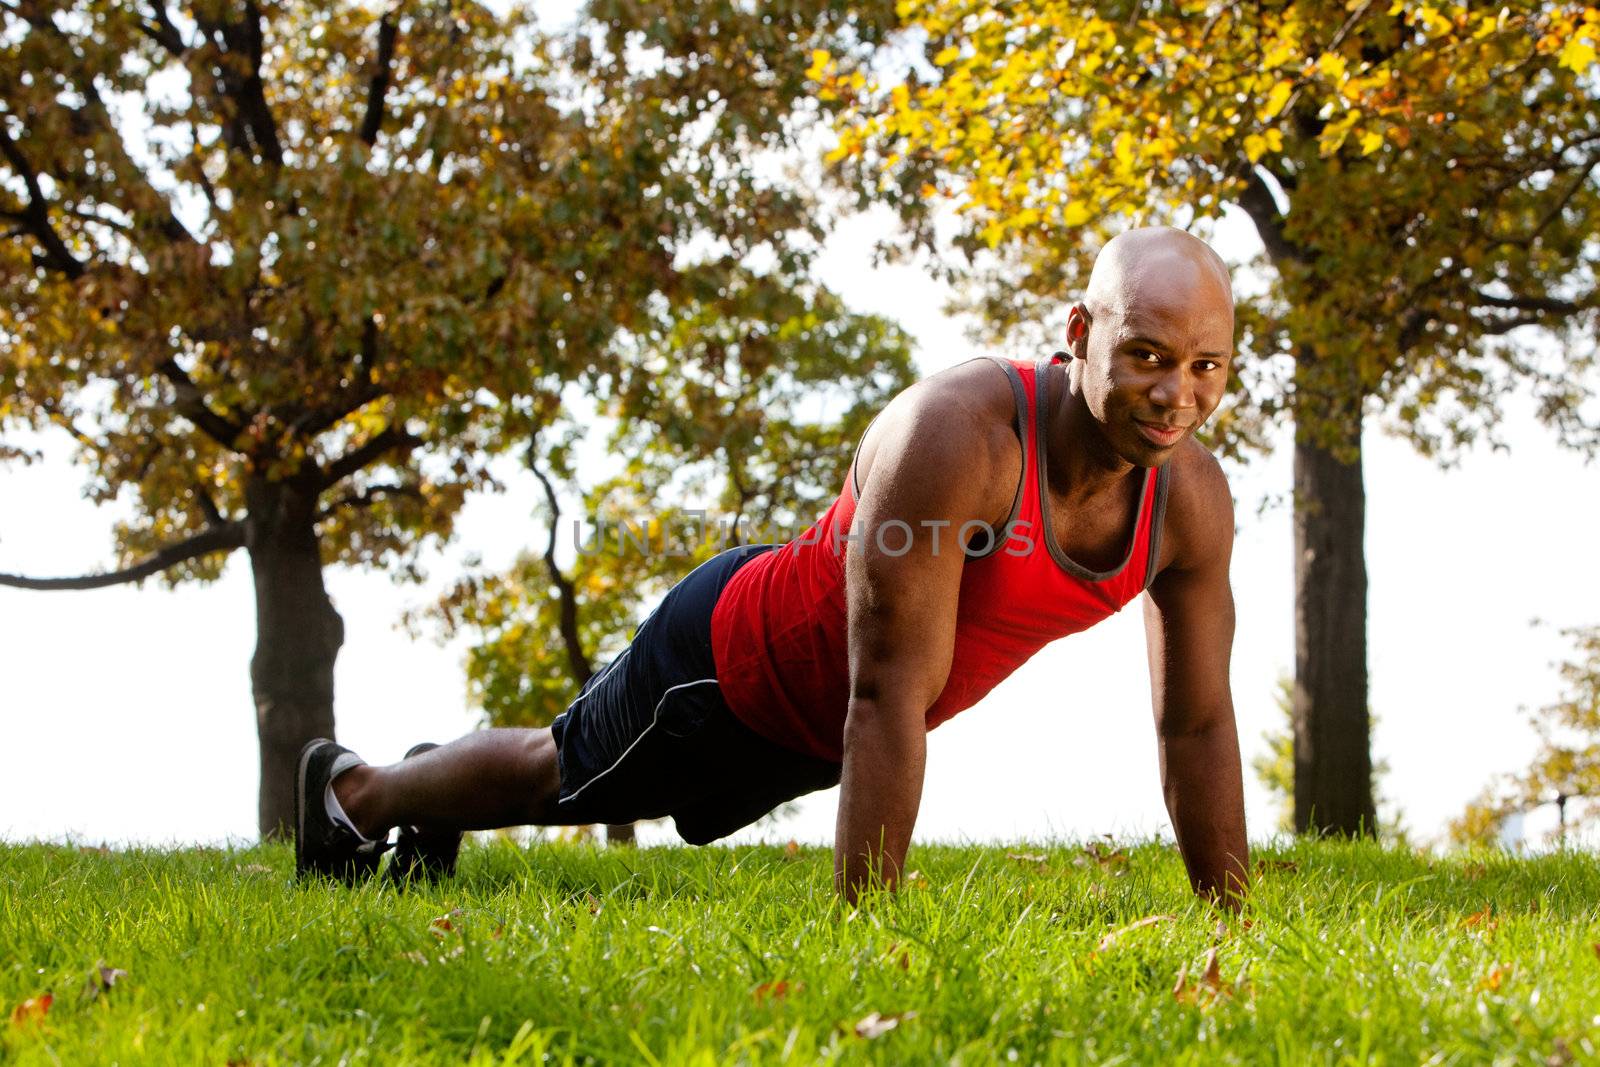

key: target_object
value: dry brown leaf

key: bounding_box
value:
[1461,905,1498,932]
[883,942,911,969]
[1591,942,1599,962]
[1253,858,1300,874]
[753,979,791,1001]
[430,909,462,936]
[784,840,801,859]
[1173,947,1234,1007]
[1097,914,1177,953]
[1080,842,1129,868]
[854,1010,916,1039]
[10,993,52,1027]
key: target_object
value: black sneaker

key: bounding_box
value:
[385,742,464,887]
[294,739,391,884]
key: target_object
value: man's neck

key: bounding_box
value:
[1047,360,1139,504]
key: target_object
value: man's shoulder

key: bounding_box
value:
[875,357,1022,460]
[1157,439,1233,571]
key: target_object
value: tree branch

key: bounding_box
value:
[532,463,594,686]
[156,358,246,449]
[359,14,399,146]
[322,426,421,485]
[0,122,87,279]
[1473,290,1586,315]
[139,2,187,54]
[0,522,244,591]
[194,1,284,166]
[315,481,421,520]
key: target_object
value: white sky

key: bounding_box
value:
[2,201,1597,852]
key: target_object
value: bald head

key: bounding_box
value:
[1062,227,1236,465]
[1083,227,1233,325]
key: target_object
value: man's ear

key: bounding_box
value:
[1064,303,1092,359]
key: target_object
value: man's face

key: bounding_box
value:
[1067,274,1234,467]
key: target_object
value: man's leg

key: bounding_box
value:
[331,727,565,840]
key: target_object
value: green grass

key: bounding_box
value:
[2,838,1598,1065]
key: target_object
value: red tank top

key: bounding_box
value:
[709,356,1171,762]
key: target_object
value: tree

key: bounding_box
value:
[1253,676,1405,842]
[426,272,917,842]
[818,0,1600,833]
[0,0,899,836]
[1450,625,1600,847]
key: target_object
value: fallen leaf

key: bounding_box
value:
[1478,965,1508,992]
[1080,842,1129,868]
[854,1010,916,1039]
[430,909,463,936]
[883,942,911,969]
[1461,905,1498,932]
[1254,858,1300,874]
[1461,862,1487,880]
[784,840,801,859]
[10,993,52,1027]
[1006,852,1048,865]
[83,963,128,1001]
[1097,914,1176,953]
[1173,947,1233,1007]
[586,894,602,916]
[236,863,274,876]
[901,870,929,889]
[78,845,110,856]
[1591,942,1599,962]
[753,979,790,1001]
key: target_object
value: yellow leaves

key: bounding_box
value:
[933,44,962,66]
[1316,52,1348,80]
[805,49,832,83]
[1062,200,1093,227]
[1244,128,1284,163]
[1260,80,1295,122]
[1359,129,1385,156]
[1558,29,1597,74]
[1112,131,1135,170]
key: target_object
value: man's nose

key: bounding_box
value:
[1149,366,1196,410]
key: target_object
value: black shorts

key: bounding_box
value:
[549,544,842,844]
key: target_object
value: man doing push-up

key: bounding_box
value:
[295,226,1249,905]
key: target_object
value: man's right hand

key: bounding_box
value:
[833,697,926,902]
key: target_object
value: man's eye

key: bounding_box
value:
[1134,349,1161,363]
[1195,360,1219,372]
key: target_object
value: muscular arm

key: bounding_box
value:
[835,379,1011,903]
[1143,448,1249,908]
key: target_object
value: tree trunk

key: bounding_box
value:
[1291,399,1376,836]
[246,474,344,839]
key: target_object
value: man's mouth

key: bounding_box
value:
[1134,419,1187,448]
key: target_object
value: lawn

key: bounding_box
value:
[2,837,1597,1064]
